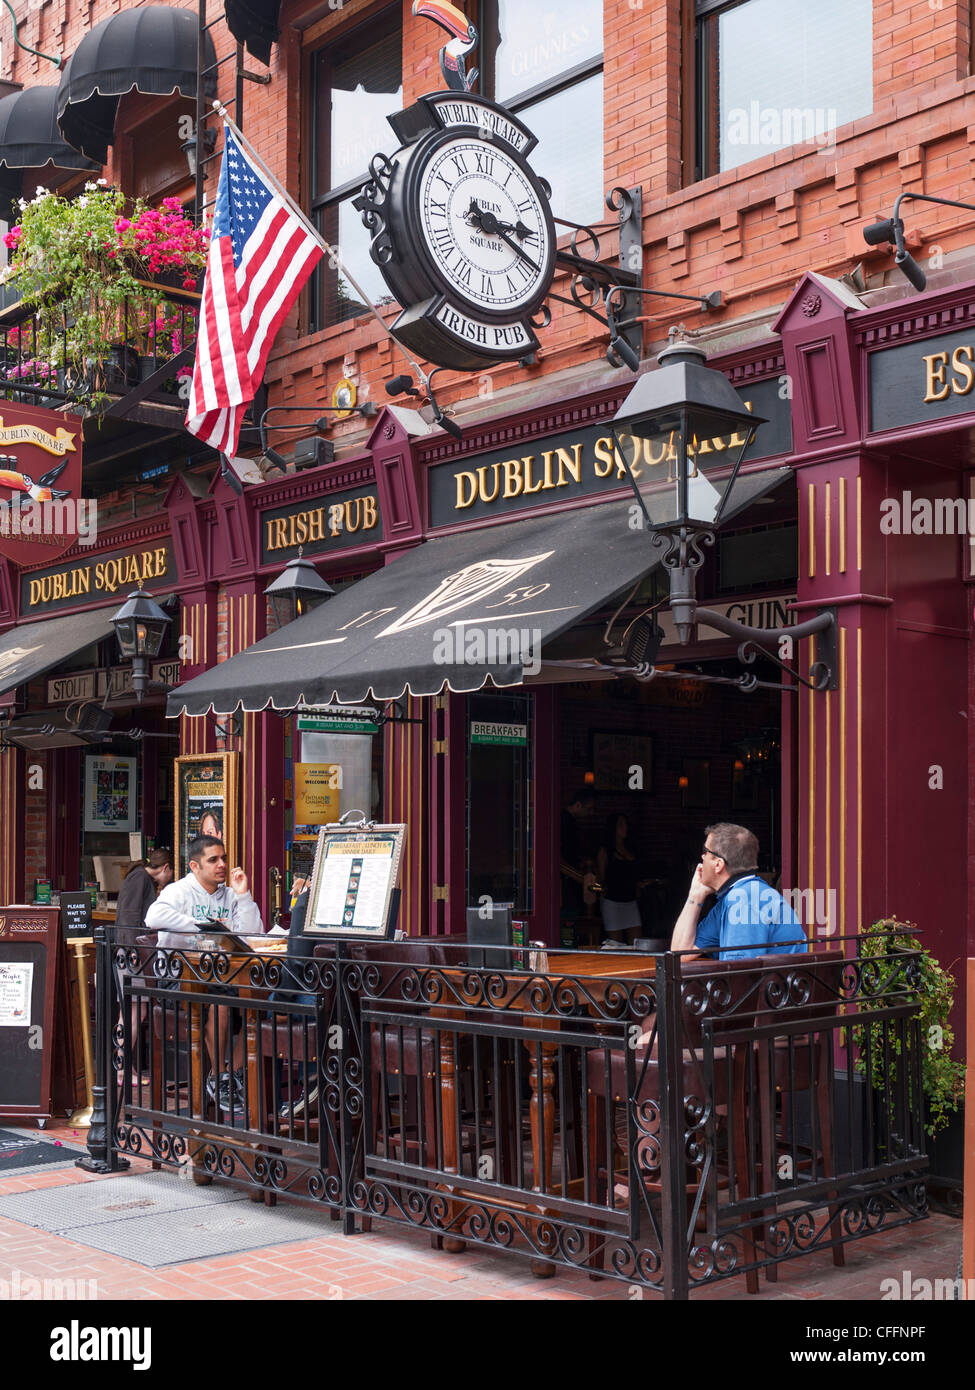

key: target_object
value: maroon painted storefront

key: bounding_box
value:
[1,271,971,1040]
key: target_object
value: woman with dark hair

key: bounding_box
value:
[114,849,174,928]
[596,813,644,944]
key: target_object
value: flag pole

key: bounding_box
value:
[211,100,430,389]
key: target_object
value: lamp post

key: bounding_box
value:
[614,332,836,690]
[263,549,334,629]
[110,591,172,703]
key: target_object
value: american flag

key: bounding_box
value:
[185,127,323,456]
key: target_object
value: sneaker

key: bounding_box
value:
[216,1069,245,1117]
[278,1082,318,1121]
[205,1073,217,1103]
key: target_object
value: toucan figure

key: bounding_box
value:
[0,454,71,507]
[412,1,479,93]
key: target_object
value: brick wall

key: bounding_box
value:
[10,0,975,432]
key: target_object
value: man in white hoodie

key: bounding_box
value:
[146,835,263,1114]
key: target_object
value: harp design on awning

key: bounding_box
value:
[377,552,554,636]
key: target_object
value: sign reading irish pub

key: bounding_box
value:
[0,402,87,567]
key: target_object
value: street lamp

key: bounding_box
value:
[110,590,172,703]
[181,126,217,178]
[263,549,334,629]
[614,331,836,690]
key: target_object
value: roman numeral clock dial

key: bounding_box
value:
[354,93,557,371]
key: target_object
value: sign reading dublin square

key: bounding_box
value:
[428,377,792,527]
[21,542,174,616]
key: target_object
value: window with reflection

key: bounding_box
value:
[478,0,604,226]
[308,8,403,333]
[693,0,873,181]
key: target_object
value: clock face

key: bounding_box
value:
[416,136,553,315]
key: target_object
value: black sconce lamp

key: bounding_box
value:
[863,192,975,294]
[263,548,334,628]
[110,590,172,703]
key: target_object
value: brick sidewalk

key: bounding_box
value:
[0,1121,960,1301]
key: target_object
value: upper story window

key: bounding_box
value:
[308,8,403,334]
[693,0,873,181]
[477,0,604,226]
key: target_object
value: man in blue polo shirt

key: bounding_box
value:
[671,823,806,960]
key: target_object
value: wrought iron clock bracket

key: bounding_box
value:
[546,186,722,369]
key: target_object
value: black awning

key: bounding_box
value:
[0,85,101,180]
[224,1,280,66]
[0,607,115,700]
[168,467,794,718]
[56,6,217,165]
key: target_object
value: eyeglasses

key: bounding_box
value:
[701,845,723,861]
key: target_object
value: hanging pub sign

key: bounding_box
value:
[353,83,558,370]
[20,540,174,616]
[260,487,382,565]
[427,377,792,527]
[0,402,87,568]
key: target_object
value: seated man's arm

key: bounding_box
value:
[671,865,713,951]
[144,886,196,935]
[230,885,263,935]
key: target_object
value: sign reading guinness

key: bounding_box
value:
[21,542,174,615]
[428,378,792,528]
[260,488,382,566]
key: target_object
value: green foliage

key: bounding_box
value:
[855,919,965,1138]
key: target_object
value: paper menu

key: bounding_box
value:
[0,961,33,1027]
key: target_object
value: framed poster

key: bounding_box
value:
[590,730,653,793]
[83,755,137,833]
[304,824,407,939]
[174,752,238,878]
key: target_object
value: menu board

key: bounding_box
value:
[174,753,238,877]
[0,907,65,1118]
[83,755,137,833]
[304,825,406,939]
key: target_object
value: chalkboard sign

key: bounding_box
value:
[0,907,62,1119]
[60,893,92,941]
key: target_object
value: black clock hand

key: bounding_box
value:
[470,205,541,271]
[494,225,541,273]
[468,200,538,244]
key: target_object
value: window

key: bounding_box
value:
[477,0,604,226]
[693,0,873,181]
[466,692,533,913]
[308,9,403,333]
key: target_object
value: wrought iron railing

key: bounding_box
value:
[85,930,929,1298]
[0,277,200,414]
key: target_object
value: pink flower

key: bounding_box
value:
[3,226,22,249]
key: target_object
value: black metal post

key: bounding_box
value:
[656,951,689,1300]
[77,925,128,1174]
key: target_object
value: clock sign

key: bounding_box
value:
[354,92,557,371]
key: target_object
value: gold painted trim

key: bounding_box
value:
[825,481,832,577]
[856,475,862,572]
[807,651,814,912]
[808,483,816,579]
[839,477,847,574]
[851,631,856,934]
[839,625,847,938]
[825,681,831,939]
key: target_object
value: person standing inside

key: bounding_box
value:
[597,813,645,944]
[146,835,263,1113]
[114,849,173,929]
[560,787,597,919]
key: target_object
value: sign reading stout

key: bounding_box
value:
[428,378,792,527]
